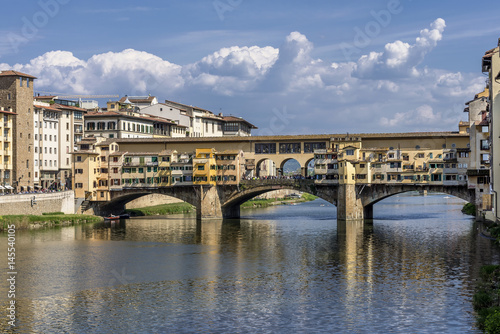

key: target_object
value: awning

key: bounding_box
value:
[0,185,4,189]
[5,185,14,189]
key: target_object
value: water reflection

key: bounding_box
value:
[1,195,499,333]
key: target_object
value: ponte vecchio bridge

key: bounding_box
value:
[81,131,476,221]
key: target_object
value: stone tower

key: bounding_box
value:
[0,70,36,191]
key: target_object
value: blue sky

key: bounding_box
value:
[1,0,499,135]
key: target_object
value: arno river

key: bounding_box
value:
[1,193,500,333]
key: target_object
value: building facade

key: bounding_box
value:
[0,71,36,191]
[482,39,500,220]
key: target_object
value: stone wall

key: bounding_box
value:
[0,191,74,215]
[254,189,298,200]
[125,193,183,209]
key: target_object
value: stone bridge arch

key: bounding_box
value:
[219,179,338,218]
[358,184,475,217]
[91,187,201,217]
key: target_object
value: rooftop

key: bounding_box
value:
[119,96,156,104]
[0,70,37,79]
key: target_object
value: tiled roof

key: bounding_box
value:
[0,70,37,79]
[0,108,16,115]
[86,111,122,117]
[34,103,61,112]
[95,131,467,144]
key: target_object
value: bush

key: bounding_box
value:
[461,203,476,215]
[481,265,500,281]
[485,309,500,334]
[474,290,493,311]
[42,212,64,215]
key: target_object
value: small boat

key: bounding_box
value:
[104,215,120,221]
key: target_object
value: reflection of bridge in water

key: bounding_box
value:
[91,178,474,221]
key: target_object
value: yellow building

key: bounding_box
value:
[213,150,243,185]
[72,138,100,200]
[193,148,216,185]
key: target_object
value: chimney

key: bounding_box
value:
[219,112,223,117]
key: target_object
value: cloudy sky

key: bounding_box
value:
[1,0,499,135]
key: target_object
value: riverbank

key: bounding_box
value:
[473,221,500,333]
[241,193,318,209]
[0,213,103,231]
[124,202,195,216]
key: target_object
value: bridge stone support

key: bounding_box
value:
[196,186,223,219]
[337,184,366,221]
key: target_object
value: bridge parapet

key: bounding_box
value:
[240,178,315,190]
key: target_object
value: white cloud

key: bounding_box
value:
[0,18,484,134]
[380,105,443,127]
[353,18,446,79]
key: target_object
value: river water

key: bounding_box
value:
[1,193,500,333]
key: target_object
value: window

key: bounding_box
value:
[304,142,326,153]
[481,140,490,150]
[255,143,276,154]
[345,149,354,156]
[76,156,82,162]
[279,143,301,154]
[224,122,239,132]
[482,125,489,133]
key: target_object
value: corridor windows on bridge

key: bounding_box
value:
[304,142,326,153]
[279,143,301,154]
[255,143,276,154]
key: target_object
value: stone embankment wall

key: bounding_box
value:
[124,194,184,209]
[254,189,298,200]
[0,191,75,215]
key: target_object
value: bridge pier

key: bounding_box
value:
[337,184,365,221]
[222,205,240,219]
[196,186,223,219]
